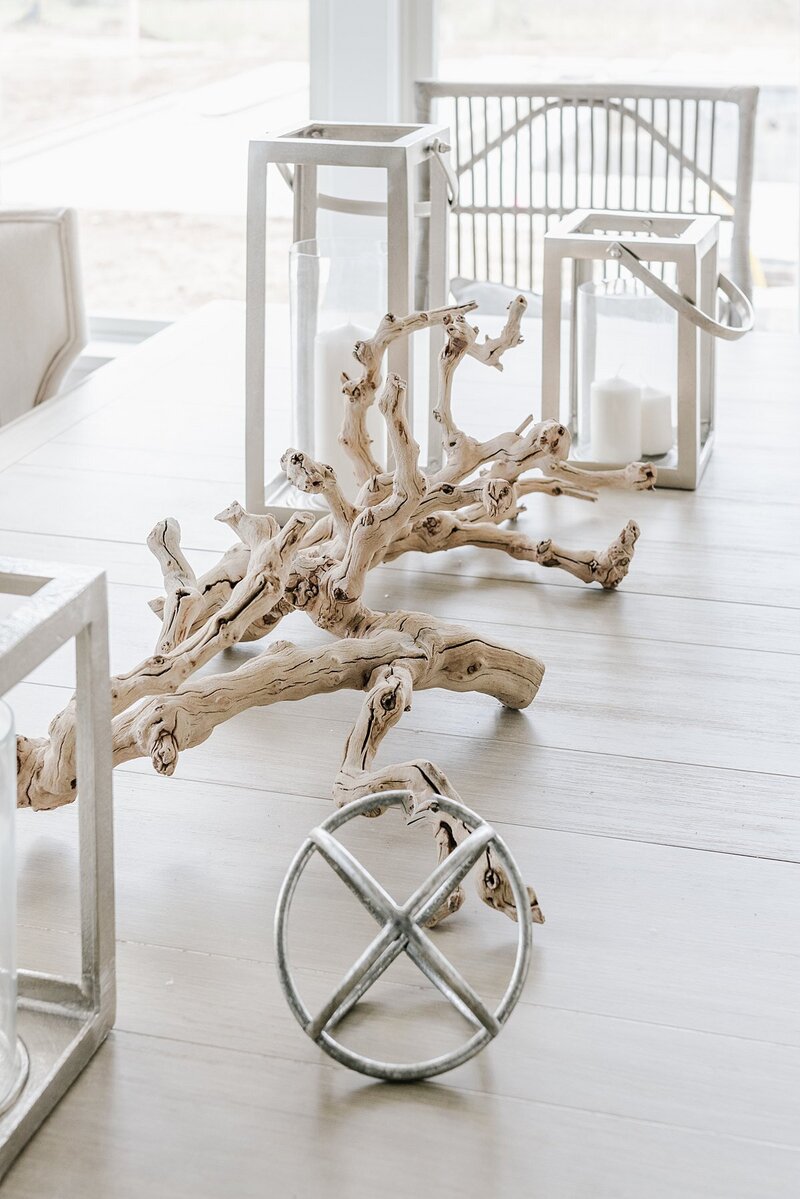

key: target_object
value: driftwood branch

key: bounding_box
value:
[16,298,655,927]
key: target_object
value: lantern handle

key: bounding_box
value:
[608,242,754,341]
[274,141,457,219]
[427,139,460,206]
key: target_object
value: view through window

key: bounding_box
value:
[0,0,308,318]
[1,3,796,327]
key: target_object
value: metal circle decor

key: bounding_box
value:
[274,790,532,1082]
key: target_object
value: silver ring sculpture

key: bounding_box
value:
[275,790,532,1081]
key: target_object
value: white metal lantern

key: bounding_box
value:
[0,558,115,1181]
[245,121,453,520]
[541,210,754,489]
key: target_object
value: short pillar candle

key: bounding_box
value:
[641,386,674,456]
[590,376,642,464]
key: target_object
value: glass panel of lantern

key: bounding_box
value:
[246,123,453,521]
[289,237,388,506]
[0,560,115,1183]
[0,701,24,1120]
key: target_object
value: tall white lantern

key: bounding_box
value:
[245,121,452,520]
[0,558,115,1181]
[541,210,754,489]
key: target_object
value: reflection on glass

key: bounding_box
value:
[289,238,387,503]
[0,700,24,1114]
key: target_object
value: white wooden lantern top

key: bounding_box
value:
[251,121,450,168]
[0,557,108,694]
[545,209,719,261]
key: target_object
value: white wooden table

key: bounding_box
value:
[2,302,799,1198]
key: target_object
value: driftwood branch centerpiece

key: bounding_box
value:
[16,298,655,927]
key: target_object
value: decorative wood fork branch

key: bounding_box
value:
[16,299,655,927]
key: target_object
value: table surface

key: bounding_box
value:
[1,301,798,1198]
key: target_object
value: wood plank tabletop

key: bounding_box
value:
[2,301,798,1198]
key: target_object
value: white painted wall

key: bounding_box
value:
[308,0,437,239]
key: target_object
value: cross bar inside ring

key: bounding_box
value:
[306,821,500,1039]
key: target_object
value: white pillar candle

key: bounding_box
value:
[313,323,386,500]
[590,376,642,463]
[641,385,673,456]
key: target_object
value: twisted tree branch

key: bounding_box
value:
[16,300,655,927]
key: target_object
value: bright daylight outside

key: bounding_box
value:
[0,0,797,326]
[0,0,310,317]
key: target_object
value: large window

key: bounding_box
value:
[439,0,799,329]
[0,0,308,317]
[2,3,795,328]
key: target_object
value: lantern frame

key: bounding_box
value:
[541,209,752,490]
[0,558,115,1181]
[245,121,452,521]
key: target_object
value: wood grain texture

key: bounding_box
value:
[4,1029,799,1199]
[11,601,800,779]
[2,302,798,1197]
[4,530,798,656]
[15,776,800,1050]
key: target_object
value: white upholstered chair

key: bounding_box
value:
[0,207,88,426]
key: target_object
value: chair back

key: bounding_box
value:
[416,81,758,298]
[0,207,88,426]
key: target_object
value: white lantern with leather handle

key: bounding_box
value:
[541,210,754,490]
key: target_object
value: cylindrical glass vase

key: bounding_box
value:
[0,700,27,1114]
[290,238,388,503]
[577,278,677,463]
